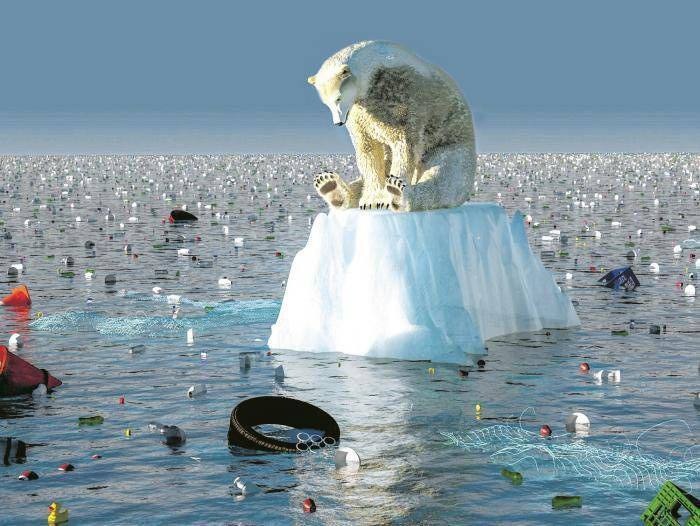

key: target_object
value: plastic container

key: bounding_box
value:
[641,481,698,525]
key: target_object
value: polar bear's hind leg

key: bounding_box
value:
[404,146,475,211]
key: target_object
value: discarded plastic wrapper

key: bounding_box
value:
[598,266,640,291]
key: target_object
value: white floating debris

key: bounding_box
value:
[166,294,181,304]
[177,248,190,256]
[684,284,696,297]
[234,237,244,247]
[565,412,591,433]
[152,286,163,294]
[186,328,194,344]
[218,277,232,289]
[233,476,259,496]
[334,447,361,469]
[607,369,621,382]
[187,384,207,398]
[649,263,660,273]
[8,333,22,349]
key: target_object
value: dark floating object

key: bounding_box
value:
[104,274,117,285]
[2,437,27,465]
[169,209,198,222]
[598,266,640,291]
[228,396,340,452]
[649,324,661,335]
[0,346,62,396]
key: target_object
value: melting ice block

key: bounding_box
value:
[268,203,579,364]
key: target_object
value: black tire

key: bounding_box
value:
[228,396,340,452]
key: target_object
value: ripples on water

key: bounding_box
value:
[1,154,698,525]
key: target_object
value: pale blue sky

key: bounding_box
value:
[1,0,698,153]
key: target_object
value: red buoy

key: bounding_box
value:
[540,425,552,437]
[1,284,31,307]
[302,498,316,513]
[58,463,74,472]
[0,346,62,396]
[18,470,38,480]
[579,362,590,372]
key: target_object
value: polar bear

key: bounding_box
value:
[308,41,476,211]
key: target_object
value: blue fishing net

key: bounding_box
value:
[441,421,700,491]
[30,296,281,337]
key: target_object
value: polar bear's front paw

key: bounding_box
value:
[314,172,349,209]
[385,176,407,211]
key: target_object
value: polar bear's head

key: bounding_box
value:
[308,41,431,126]
[307,64,358,126]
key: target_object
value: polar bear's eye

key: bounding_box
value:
[335,96,342,103]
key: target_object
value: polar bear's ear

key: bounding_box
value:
[307,75,317,85]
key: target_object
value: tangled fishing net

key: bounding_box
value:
[30,296,280,337]
[441,417,700,491]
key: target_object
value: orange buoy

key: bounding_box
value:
[1,284,31,307]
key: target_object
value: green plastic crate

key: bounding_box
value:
[641,481,699,526]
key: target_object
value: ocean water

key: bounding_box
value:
[0,153,698,525]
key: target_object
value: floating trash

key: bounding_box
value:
[598,266,640,291]
[501,468,523,485]
[187,384,207,398]
[552,495,582,509]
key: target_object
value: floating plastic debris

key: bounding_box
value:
[598,267,640,291]
[552,495,582,509]
[78,415,104,426]
[187,384,206,398]
[501,468,523,485]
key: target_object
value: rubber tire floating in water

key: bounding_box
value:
[228,396,340,452]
